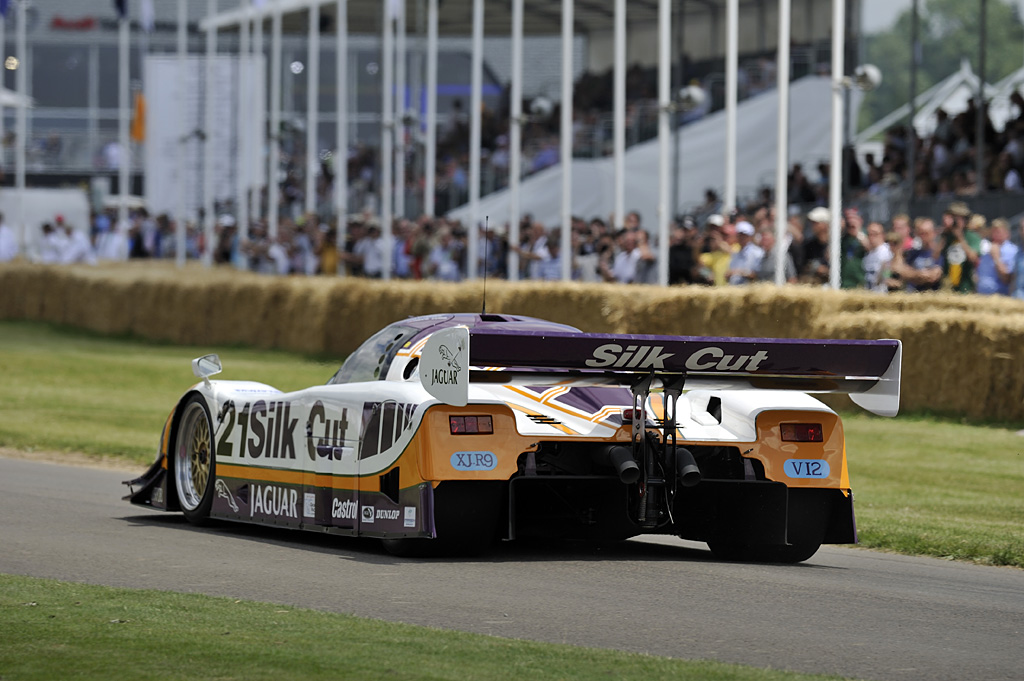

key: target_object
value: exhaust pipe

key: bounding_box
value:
[675,447,701,487]
[602,445,641,484]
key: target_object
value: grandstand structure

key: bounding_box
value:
[3,0,860,283]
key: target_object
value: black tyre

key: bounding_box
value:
[173,395,216,525]
[706,488,832,563]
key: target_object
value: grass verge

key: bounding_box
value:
[0,321,333,464]
[0,574,847,681]
[1,320,1022,568]
[843,412,1024,566]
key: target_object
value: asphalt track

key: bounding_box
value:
[2,456,1022,681]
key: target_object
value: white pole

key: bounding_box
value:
[88,46,98,187]
[774,0,791,286]
[177,0,187,267]
[613,0,625,229]
[336,0,348,257]
[251,11,264,222]
[508,0,523,281]
[0,14,5,181]
[203,0,217,267]
[424,0,438,218]
[828,0,845,290]
[119,9,130,229]
[15,0,26,252]
[657,0,670,286]
[725,0,738,213]
[269,2,281,239]
[395,1,406,220]
[305,2,320,216]
[381,0,394,280]
[468,0,483,279]
[560,0,573,281]
[237,0,251,256]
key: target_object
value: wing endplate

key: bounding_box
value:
[420,326,470,407]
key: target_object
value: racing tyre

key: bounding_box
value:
[174,394,216,525]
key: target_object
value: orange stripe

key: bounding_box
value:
[507,385,628,427]
[217,463,376,492]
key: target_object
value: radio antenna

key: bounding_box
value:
[481,216,489,315]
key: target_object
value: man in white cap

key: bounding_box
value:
[727,220,764,285]
[802,206,831,284]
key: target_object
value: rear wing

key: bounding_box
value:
[419,326,901,417]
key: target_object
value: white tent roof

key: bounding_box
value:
[448,75,835,228]
[987,64,1024,132]
[855,60,999,144]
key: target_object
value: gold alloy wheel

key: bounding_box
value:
[189,413,210,496]
[176,400,213,512]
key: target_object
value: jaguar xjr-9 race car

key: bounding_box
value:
[125,313,901,562]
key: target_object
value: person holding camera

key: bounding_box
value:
[940,202,981,293]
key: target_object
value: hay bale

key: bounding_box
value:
[5,262,1024,421]
[815,311,1024,421]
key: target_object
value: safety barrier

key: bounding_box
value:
[3,261,1023,421]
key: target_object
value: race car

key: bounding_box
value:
[125,312,901,562]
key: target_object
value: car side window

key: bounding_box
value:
[328,324,417,385]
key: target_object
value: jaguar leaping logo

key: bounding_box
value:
[438,344,462,372]
[215,479,239,513]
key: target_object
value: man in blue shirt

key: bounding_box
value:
[977,218,1017,295]
[726,221,764,285]
[1012,218,1024,300]
[896,218,942,292]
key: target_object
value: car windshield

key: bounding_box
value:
[328,323,420,385]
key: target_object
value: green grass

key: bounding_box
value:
[1,320,1022,568]
[843,413,1024,567]
[0,321,334,464]
[0,574,849,681]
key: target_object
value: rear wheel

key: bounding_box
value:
[174,395,216,525]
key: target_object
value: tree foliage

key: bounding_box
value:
[860,0,1024,130]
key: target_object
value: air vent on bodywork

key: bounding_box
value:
[706,396,722,422]
[379,468,400,504]
[526,414,563,426]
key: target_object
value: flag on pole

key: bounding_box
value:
[140,0,155,32]
[131,91,147,143]
[0,1,10,19]
[113,0,127,19]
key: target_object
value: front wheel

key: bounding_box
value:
[174,395,216,525]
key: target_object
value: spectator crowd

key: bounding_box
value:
[4,195,1024,301]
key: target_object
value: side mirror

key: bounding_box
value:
[192,354,223,381]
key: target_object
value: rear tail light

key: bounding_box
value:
[781,423,823,442]
[449,415,493,435]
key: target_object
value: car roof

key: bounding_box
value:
[400,313,581,344]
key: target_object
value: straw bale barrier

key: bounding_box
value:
[2,262,1023,421]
